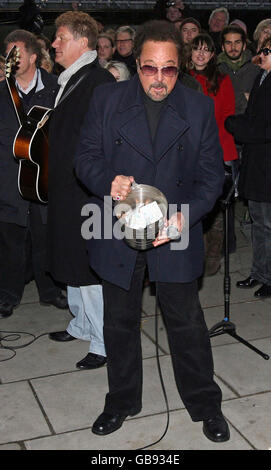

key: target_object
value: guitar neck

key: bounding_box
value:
[6,73,25,126]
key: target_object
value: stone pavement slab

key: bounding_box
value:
[211,338,271,396]
[0,381,50,444]
[223,392,271,450]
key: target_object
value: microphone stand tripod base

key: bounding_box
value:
[209,319,269,360]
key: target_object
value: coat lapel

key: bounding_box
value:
[118,108,154,163]
[116,75,190,164]
[56,63,93,107]
[116,76,154,162]
[154,103,189,162]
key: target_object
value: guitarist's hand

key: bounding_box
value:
[111,175,134,201]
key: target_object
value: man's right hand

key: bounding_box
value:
[111,175,134,201]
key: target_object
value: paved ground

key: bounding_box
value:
[0,201,270,451]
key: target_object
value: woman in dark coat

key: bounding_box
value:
[225,36,271,298]
[188,33,238,276]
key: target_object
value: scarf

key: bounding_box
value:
[217,49,251,72]
[54,50,97,106]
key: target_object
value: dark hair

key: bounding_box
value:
[190,33,223,95]
[133,20,182,63]
[4,29,42,67]
[55,11,98,49]
[220,25,247,46]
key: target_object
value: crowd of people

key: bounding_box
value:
[0,1,271,443]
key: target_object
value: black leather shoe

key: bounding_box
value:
[203,415,230,443]
[0,302,14,319]
[92,412,128,436]
[49,330,76,342]
[40,294,68,309]
[76,353,107,370]
[254,284,271,298]
[236,276,259,289]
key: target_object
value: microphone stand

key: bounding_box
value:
[208,177,269,360]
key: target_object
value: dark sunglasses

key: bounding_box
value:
[257,47,271,56]
[139,63,179,77]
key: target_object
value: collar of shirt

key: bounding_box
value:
[16,68,44,96]
[259,69,270,85]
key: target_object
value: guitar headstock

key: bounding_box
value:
[5,45,20,79]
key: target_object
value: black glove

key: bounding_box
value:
[224,115,237,134]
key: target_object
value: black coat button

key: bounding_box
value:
[177,144,183,151]
[115,138,123,145]
[176,179,183,187]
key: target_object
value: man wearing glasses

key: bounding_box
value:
[75,20,229,443]
[113,25,137,75]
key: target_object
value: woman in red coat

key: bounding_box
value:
[189,33,238,275]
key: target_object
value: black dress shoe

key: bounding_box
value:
[254,284,271,298]
[0,302,14,319]
[236,276,259,289]
[40,294,68,309]
[49,330,76,341]
[203,414,230,443]
[92,412,128,435]
[76,353,107,370]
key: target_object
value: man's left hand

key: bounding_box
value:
[152,212,184,248]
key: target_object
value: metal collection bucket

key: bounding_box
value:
[114,183,168,250]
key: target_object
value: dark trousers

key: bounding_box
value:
[102,253,222,421]
[0,203,61,305]
[249,200,271,286]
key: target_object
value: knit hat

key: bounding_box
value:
[230,19,247,34]
[180,17,201,31]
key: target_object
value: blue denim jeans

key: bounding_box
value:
[66,285,106,357]
[249,200,271,286]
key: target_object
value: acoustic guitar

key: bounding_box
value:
[5,45,52,203]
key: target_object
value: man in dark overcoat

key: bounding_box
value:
[225,36,271,298]
[0,29,67,319]
[75,20,230,442]
[47,12,115,370]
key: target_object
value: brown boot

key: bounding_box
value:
[204,229,223,276]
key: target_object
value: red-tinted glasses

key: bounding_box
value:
[139,63,179,77]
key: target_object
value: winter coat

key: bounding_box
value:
[46,60,115,286]
[217,49,260,114]
[74,74,224,290]
[225,70,271,202]
[190,70,238,162]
